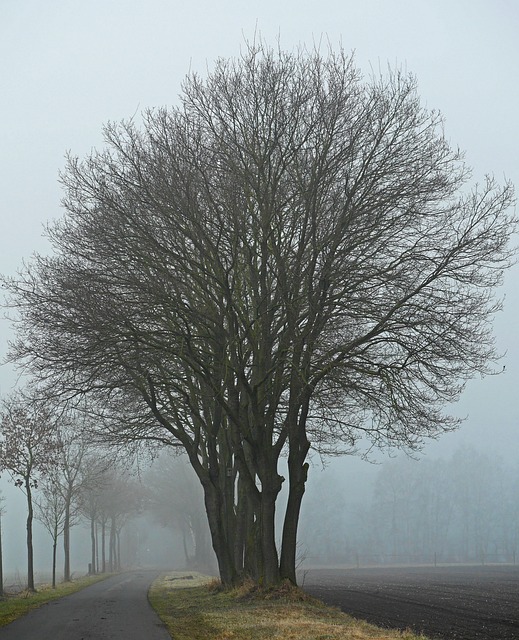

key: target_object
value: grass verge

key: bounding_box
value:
[0,574,111,627]
[149,571,431,640]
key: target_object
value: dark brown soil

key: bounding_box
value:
[302,565,519,639]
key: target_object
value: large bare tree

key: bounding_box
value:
[4,43,516,586]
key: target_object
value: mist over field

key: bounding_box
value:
[299,448,519,569]
[2,443,516,589]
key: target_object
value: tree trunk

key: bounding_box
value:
[90,516,96,574]
[203,482,237,586]
[259,490,280,587]
[187,441,238,586]
[63,500,71,581]
[95,522,99,573]
[25,479,35,592]
[0,513,4,598]
[279,398,311,585]
[101,519,106,573]
[244,498,260,581]
[233,476,248,576]
[194,519,211,573]
[52,536,57,588]
[109,518,115,572]
[279,460,309,584]
[181,526,190,566]
[116,529,121,570]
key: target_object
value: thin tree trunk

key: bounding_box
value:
[63,501,71,581]
[0,513,4,598]
[90,515,96,574]
[26,479,35,592]
[95,521,99,573]
[52,536,57,588]
[254,452,284,587]
[181,526,190,566]
[101,519,106,573]
[108,519,114,572]
[109,516,117,572]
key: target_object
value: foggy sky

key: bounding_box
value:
[1,0,518,460]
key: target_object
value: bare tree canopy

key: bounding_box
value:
[3,43,516,586]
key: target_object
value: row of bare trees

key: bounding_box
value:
[0,392,142,591]
[2,42,516,586]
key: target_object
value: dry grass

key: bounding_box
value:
[149,572,431,640]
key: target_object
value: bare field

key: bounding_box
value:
[301,565,519,639]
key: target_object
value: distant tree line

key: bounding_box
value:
[300,448,519,566]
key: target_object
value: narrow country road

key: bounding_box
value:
[0,570,171,640]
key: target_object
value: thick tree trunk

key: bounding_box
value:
[244,498,260,580]
[193,514,211,572]
[279,460,309,584]
[186,432,239,586]
[259,491,280,586]
[279,397,311,584]
[203,482,237,586]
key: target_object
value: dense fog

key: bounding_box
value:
[0,451,211,587]
[1,1,518,590]
[299,448,519,569]
[1,439,517,589]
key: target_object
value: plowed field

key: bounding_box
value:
[302,565,519,639]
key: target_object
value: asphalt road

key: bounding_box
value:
[302,565,519,639]
[0,570,171,640]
